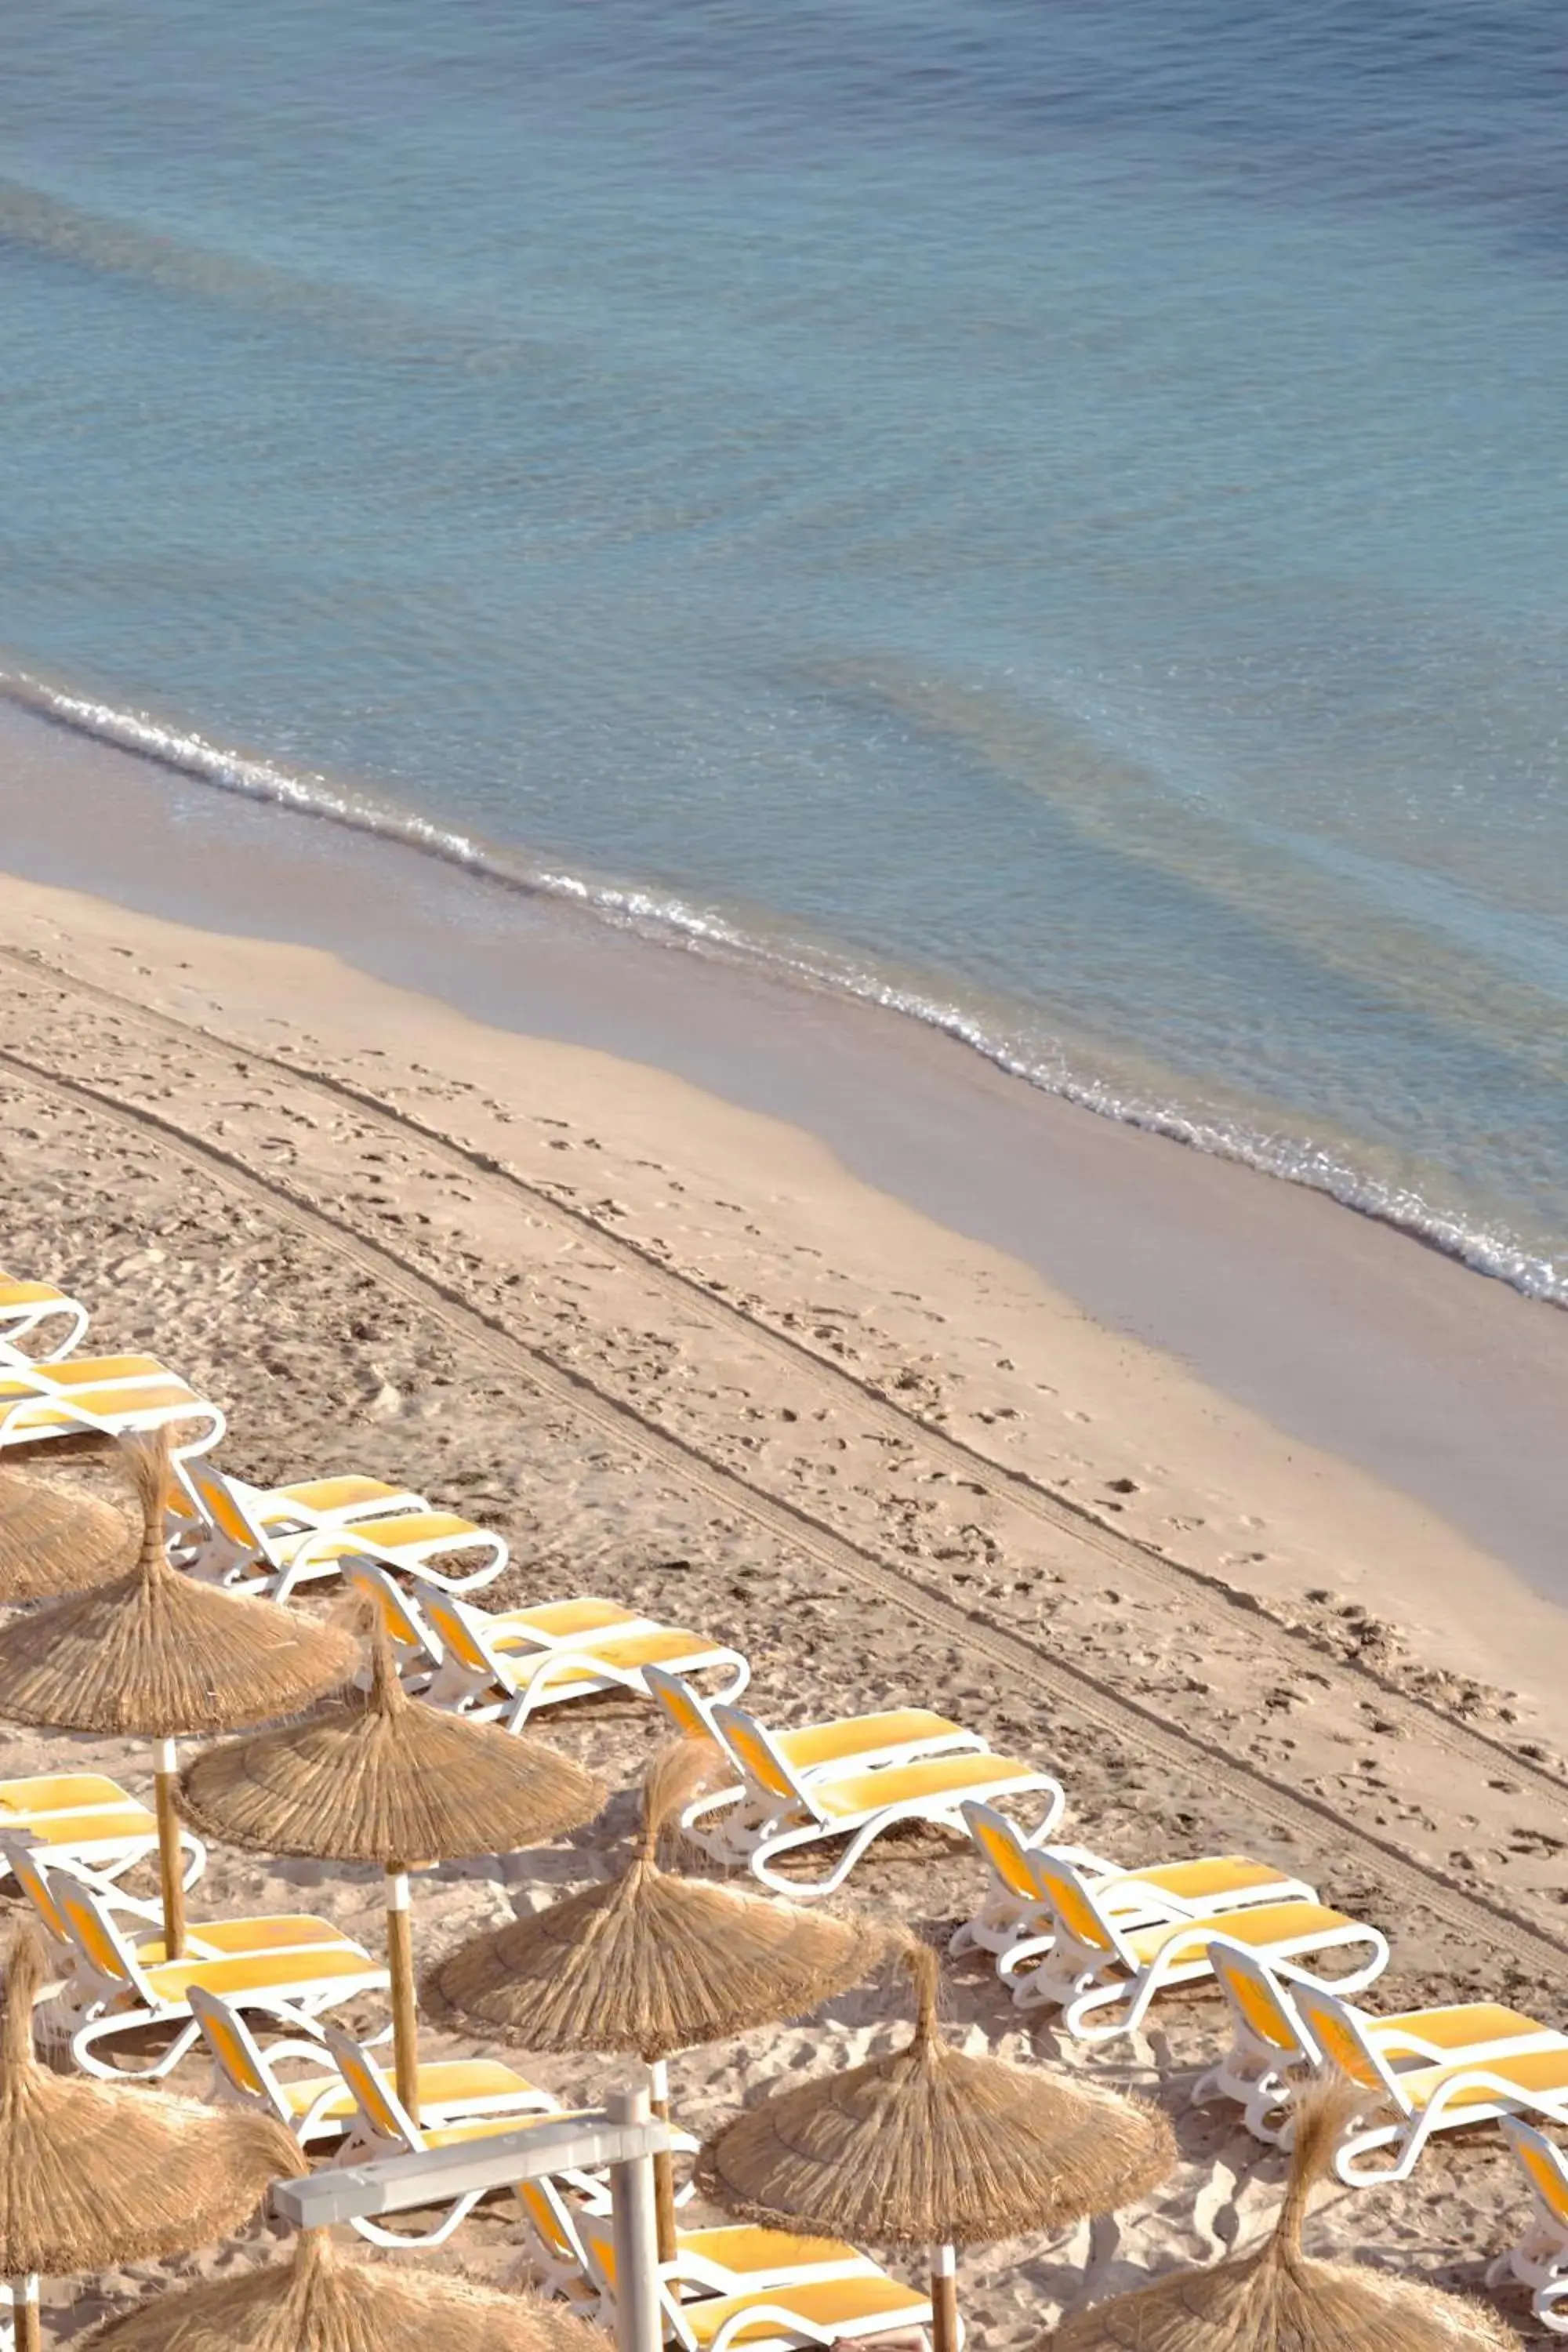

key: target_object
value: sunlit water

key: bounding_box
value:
[2,1,1565,1294]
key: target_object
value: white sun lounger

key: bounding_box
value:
[0,1773,205,1904]
[413,1577,750,1731]
[710,1700,1064,1897]
[34,1858,388,2078]
[1289,1977,1568,2183]
[173,1454,506,1598]
[577,2207,933,2352]
[190,1986,378,2149]
[1194,1936,1566,2145]
[321,2022,619,2245]
[517,2171,874,2320]
[1008,1846,1389,2039]
[953,1799,1317,1991]
[647,1668,989,1861]
[347,1558,655,1696]
[192,1985,568,2164]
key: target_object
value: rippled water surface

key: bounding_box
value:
[2,1,1565,1291]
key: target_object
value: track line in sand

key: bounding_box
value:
[2,1031,1564,1990]
[0,942,1559,1813]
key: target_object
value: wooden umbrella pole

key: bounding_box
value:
[930,2242,959,2352]
[154,1736,187,1958]
[647,2056,678,2265]
[386,1864,420,2123]
[12,2273,40,2352]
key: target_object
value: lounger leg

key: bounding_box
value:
[1288,1929,1391,1999]
[1486,2227,1564,2292]
[1333,2117,1417,2186]
[1061,1968,1169,2043]
[169,1407,227,1461]
[1022,1784,1067,1844]
[1190,2038,1265,2110]
[751,1794,1018,1899]
[746,1810,918,1898]
[350,2191,482,2249]
[409,1542,509,1595]
[34,1303,89,1359]
[71,2012,201,2079]
[708,1655,751,1704]
[995,1928,1058,1984]
[501,1653,565,1733]
[1011,1936,1106,2019]
[949,1900,1034,1965]
[1242,2082,1294,2145]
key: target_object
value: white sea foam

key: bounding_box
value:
[6,669,1563,1308]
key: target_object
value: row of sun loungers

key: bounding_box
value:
[8,1810,928,2339]
[6,1269,1568,2334]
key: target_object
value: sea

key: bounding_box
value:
[2,0,1565,1300]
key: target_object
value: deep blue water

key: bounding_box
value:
[2,1,1566,1291]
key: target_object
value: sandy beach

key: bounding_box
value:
[2,852,1566,2343]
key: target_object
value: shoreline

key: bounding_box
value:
[7,666,1563,1311]
[2,695,1567,1623]
[0,862,1566,1726]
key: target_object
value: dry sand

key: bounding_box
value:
[0,867,1563,2344]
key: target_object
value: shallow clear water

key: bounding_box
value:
[2,1,1565,1293]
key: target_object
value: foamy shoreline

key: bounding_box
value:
[5,667,1563,1308]
[2,694,1567,1613]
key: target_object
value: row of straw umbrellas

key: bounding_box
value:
[0,1442,1518,2349]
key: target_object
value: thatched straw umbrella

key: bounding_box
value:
[702,1938,1176,2352]
[81,2226,613,2352]
[0,1464,132,1600]
[425,1742,877,2259]
[1039,2082,1517,2350]
[0,1930,296,2352]
[0,1432,357,1955]
[178,1626,604,2121]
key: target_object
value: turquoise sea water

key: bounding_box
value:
[2,2,1566,1295]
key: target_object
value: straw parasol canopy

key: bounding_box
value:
[426,1741,873,2061]
[179,1627,605,2118]
[0,1434,356,1737]
[426,1740,877,2256]
[1039,2082,1517,2350]
[82,2227,614,2352]
[702,1937,1176,2352]
[179,1629,603,1865]
[0,1465,133,1600]
[0,1929,296,2352]
[0,1432,358,1954]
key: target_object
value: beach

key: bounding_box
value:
[2,839,1566,2341]
[4,1,1566,2335]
